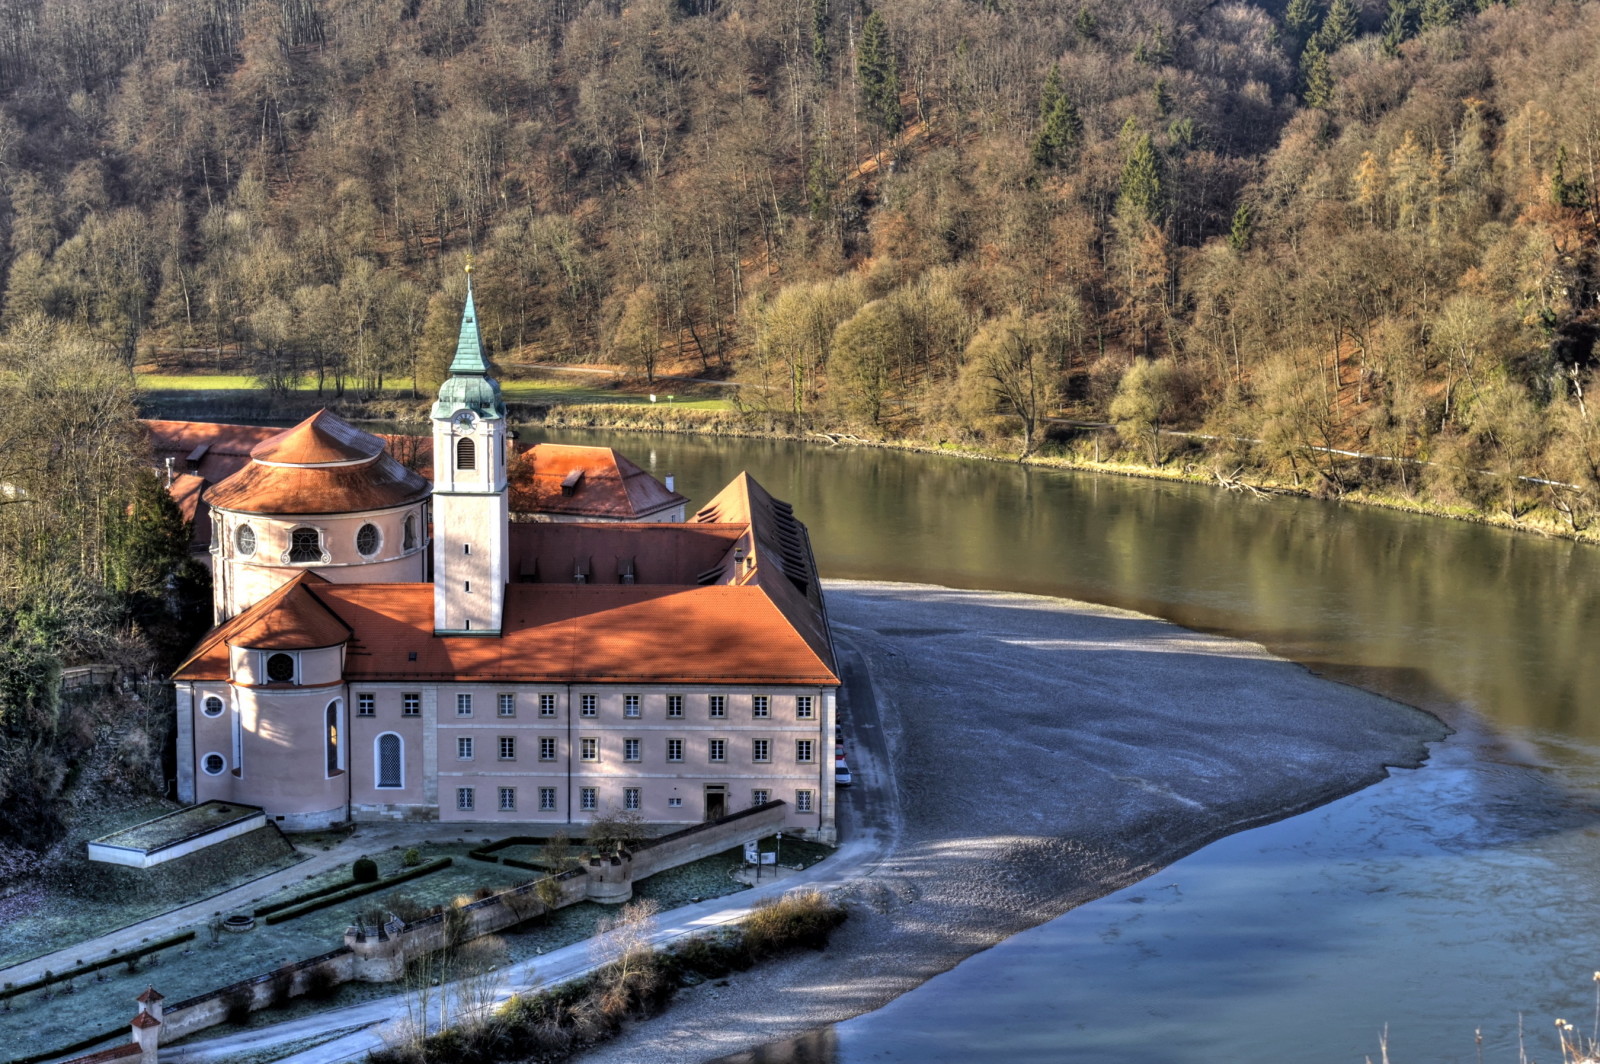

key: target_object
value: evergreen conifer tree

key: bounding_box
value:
[1116,123,1165,227]
[1284,0,1321,52]
[1228,203,1253,252]
[811,0,829,77]
[1315,0,1358,52]
[857,12,902,136]
[1420,0,1458,31]
[1031,65,1082,169]
[1300,40,1334,108]
[1380,0,1414,55]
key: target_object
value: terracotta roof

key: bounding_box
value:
[60,1043,143,1063]
[508,522,744,584]
[251,410,384,465]
[130,1011,162,1029]
[511,444,685,519]
[146,420,682,523]
[177,581,836,686]
[205,412,429,516]
[136,986,165,1003]
[694,473,835,671]
[174,571,349,676]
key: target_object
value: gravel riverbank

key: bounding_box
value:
[579,580,1449,1064]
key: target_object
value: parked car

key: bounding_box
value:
[835,760,853,786]
[836,746,847,760]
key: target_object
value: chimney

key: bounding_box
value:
[664,473,675,492]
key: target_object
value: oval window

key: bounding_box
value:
[202,696,224,718]
[356,523,380,556]
[236,524,256,557]
[266,653,295,683]
[202,753,226,775]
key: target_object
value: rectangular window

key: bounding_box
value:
[539,736,557,761]
[456,693,473,717]
[580,694,597,717]
[580,787,597,812]
[668,797,683,808]
[498,736,516,760]
[581,737,599,761]
[457,787,475,811]
[752,789,770,805]
[356,693,375,717]
[539,693,557,717]
[752,739,770,762]
[796,739,814,763]
[624,694,641,718]
[709,738,727,762]
[708,695,726,719]
[498,693,516,717]
[666,738,683,762]
[795,789,813,814]
[796,695,814,720]
[752,695,770,718]
[457,737,474,760]
[539,787,557,811]
[624,787,640,811]
[624,738,641,761]
[402,693,420,717]
[667,694,684,718]
[498,787,516,811]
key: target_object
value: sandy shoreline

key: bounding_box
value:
[577,580,1448,1064]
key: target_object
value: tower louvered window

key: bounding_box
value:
[457,436,476,471]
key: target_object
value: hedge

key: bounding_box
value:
[254,876,359,918]
[0,929,197,1001]
[262,857,452,925]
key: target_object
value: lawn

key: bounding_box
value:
[0,803,304,972]
[134,371,733,410]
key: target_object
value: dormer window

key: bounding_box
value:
[457,436,476,471]
[403,514,417,551]
[288,528,322,564]
[265,652,296,683]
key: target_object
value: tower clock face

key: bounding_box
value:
[452,410,477,431]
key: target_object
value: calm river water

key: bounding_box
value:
[515,428,1600,1064]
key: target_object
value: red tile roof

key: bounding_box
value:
[174,572,350,675]
[60,1043,143,1063]
[252,410,385,465]
[508,522,744,584]
[130,1011,162,1029]
[136,986,165,1003]
[144,420,683,522]
[204,412,429,516]
[177,581,836,686]
[511,444,685,519]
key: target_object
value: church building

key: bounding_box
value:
[169,276,839,841]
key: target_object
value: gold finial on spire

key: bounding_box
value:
[464,259,473,275]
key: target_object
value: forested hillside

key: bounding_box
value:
[2,0,1600,853]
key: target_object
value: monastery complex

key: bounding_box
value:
[156,279,840,841]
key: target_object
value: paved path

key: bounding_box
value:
[151,638,895,1064]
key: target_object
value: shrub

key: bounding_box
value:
[353,857,379,883]
[740,890,848,960]
[402,847,422,867]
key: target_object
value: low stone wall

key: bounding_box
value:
[152,800,795,1046]
[632,800,788,879]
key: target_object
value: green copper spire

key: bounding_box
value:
[432,264,505,420]
[449,269,491,377]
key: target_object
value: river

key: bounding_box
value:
[512,428,1600,1064]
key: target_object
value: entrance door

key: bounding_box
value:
[704,784,727,821]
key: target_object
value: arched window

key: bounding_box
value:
[356,523,380,556]
[403,514,417,551]
[289,527,321,563]
[326,701,342,776]
[235,524,256,557]
[376,733,403,789]
[456,436,476,471]
[202,696,224,718]
[266,653,295,683]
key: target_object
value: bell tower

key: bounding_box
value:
[431,266,509,635]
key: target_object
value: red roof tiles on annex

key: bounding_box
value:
[175,581,837,687]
